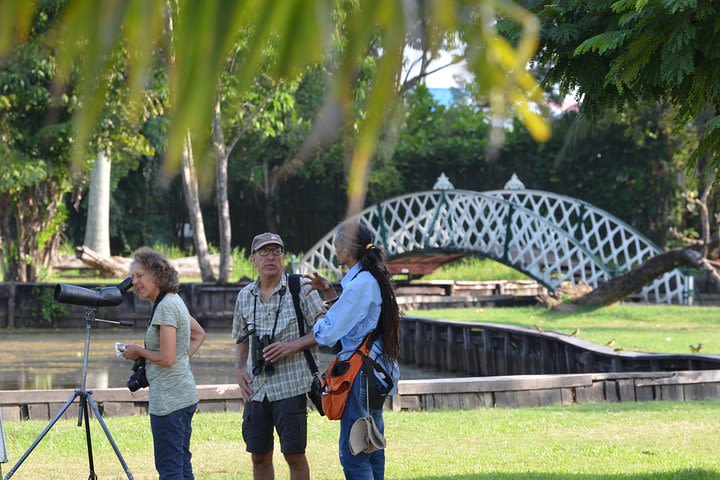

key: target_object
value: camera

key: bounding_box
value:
[252,334,275,376]
[127,358,149,392]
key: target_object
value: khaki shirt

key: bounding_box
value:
[231,274,325,402]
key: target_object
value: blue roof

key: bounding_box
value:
[428,88,454,107]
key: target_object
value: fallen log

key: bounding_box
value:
[75,246,130,277]
[64,246,230,279]
[552,247,713,312]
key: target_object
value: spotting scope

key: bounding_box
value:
[54,277,133,307]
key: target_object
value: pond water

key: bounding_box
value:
[0,330,455,391]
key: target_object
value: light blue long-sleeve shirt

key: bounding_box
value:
[313,262,400,395]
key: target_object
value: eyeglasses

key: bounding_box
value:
[256,246,284,256]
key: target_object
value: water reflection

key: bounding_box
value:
[0,330,455,391]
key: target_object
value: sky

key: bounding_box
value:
[403,48,473,89]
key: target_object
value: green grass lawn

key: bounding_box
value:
[2,402,720,479]
[421,257,530,282]
[408,305,720,355]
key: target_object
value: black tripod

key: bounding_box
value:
[3,308,135,480]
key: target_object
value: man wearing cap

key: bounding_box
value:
[231,232,326,480]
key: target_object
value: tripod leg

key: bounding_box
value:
[3,391,80,479]
[86,394,134,480]
[80,394,97,480]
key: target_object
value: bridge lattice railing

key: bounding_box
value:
[299,190,690,304]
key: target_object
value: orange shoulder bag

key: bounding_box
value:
[321,333,376,420]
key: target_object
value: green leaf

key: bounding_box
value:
[574,30,631,56]
[707,115,720,134]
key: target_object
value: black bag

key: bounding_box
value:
[364,357,393,410]
[288,274,325,416]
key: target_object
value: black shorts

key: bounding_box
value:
[242,394,308,454]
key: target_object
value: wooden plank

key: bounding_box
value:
[560,388,574,405]
[225,400,243,413]
[462,329,472,373]
[527,389,563,407]
[445,393,462,409]
[400,396,421,411]
[700,383,720,398]
[446,326,455,371]
[575,382,604,404]
[0,389,78,405]
[196,385,243,401]
[604,381,619,403]
[540,340,552,374]
[617,379,636,402]
[47,402,81,421]
[496,332,508,376]
[421,394,434,411]
[635,385,655,401]
[398,374,593,395]
[27,404,49,420]
[494,391,521,408]
[102,402,146,417]
[391,395,402,412]
[519,338,530,376]
[483,329,495,376]
[660,385,684,401]
[461,393,482,409]
[590,371,677,381]
[683,384,701,401]
[635,370,720,386]
[414,320,423,366]
[429,324,438,368]
[197,400,225,413]
[0,406,20,422]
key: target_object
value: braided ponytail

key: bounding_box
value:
[336,220,400,360]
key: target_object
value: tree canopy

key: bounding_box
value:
[525,0,720,168]
[2,0,550,215]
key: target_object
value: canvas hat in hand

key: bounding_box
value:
[349,416,386,455]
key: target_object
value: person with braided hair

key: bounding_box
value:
[304,220,400,480]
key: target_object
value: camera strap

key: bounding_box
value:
[145,291,167,350]
[251,283,286,342]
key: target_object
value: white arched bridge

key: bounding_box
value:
[299,175,692,304]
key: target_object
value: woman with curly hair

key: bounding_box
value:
[121,247,206,480]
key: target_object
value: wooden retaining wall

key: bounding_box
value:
[3,369,720,421]
[401,316,720,376]
[397,370,720,410]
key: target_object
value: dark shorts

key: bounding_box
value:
[242,394,308,454]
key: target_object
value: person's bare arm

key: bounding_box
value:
[188,315,206,358]
[262,332,317,363]
[234,341,253,401]
[123,326,177,367]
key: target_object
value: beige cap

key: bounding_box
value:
[251,232,284,252]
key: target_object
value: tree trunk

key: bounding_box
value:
[552,247,704,312]
[83,151,112,257]
[256,159,279,232]
[213,98,232,283]
[180,132,217,282]
[0,198,8,281]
